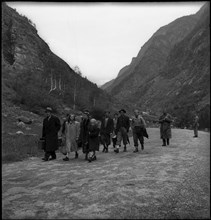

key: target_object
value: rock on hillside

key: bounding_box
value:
[2,3,124,114]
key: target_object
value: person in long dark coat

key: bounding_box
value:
[158,110,173,146]
[87,118,100,162]
[78,110,90,160]
[42,107,61,161]
[100,111,114,153]
[114,109,130,153]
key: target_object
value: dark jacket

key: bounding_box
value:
[100,117,114,135]
[78,118,90,154]
[116,115,130,132]
[88,124,100,151]
[42,115,61,152]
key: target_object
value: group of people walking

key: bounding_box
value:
[41,106,199,163]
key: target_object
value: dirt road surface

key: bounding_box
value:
[2,128,210,219]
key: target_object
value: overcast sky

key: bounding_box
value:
[7,2,205,86]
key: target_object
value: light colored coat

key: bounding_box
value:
[64,121,80,152]
[159,113,172,139]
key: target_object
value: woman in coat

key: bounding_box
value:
[87,118,100,162]
[62,114,80,161]
[158,110,173,146]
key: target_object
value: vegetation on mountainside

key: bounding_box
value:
[2,3,125,117]
[101,3,210,130]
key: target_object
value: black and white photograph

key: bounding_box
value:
[2,1,210,219]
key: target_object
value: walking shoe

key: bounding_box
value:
[63,157,69,161]
[49,157,56,160]
[105,147,108,153]
[42,158,49,161]
[133,148,138,153]
[123,147,127,152]
[193,136,198,138]
[162,144,166,146]
[141,145,144,150]
[114,148,119,153]
[91,155,97,161]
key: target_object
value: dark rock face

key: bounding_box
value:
[102,3,210,128]
[2,3,123,113]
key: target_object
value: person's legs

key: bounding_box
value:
[75,151,78,158]
[194,127,198,137]
[63,152,69,161]
[88,151,96,162]
[51,151,56,159]
[115,131,122,153]
[101,134,106,152]
[42,151,50,161]
[138,134,144,150]
[105,134,110,153]
[162,138,166,146]
[122,128,128,152]
[133,131,139,152]
[166,138,170,145]
[112,137,117,148]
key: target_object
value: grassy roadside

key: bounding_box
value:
[2,103,44,163]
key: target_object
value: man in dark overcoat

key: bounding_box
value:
[158,110,173,146]
[78,110,90,160]
[100,111,114,153]
[114,109,130,153]
[42,107,61,161]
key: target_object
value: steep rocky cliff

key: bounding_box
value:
[102,13,199,94]
[102,3,210,128]
[2,3,124,114]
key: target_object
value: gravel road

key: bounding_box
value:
[2,128,210,219]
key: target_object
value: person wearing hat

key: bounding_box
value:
[131,109,147,152]
[78,110,90,160]
[62,114,80,161]
[114,109,130,153]
[100,111,114,153]
[158,109,173,146]
[42,107,61,161]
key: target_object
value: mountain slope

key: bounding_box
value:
[102,13,200,94]
[101,2,210,128]
[2,2,125,115]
